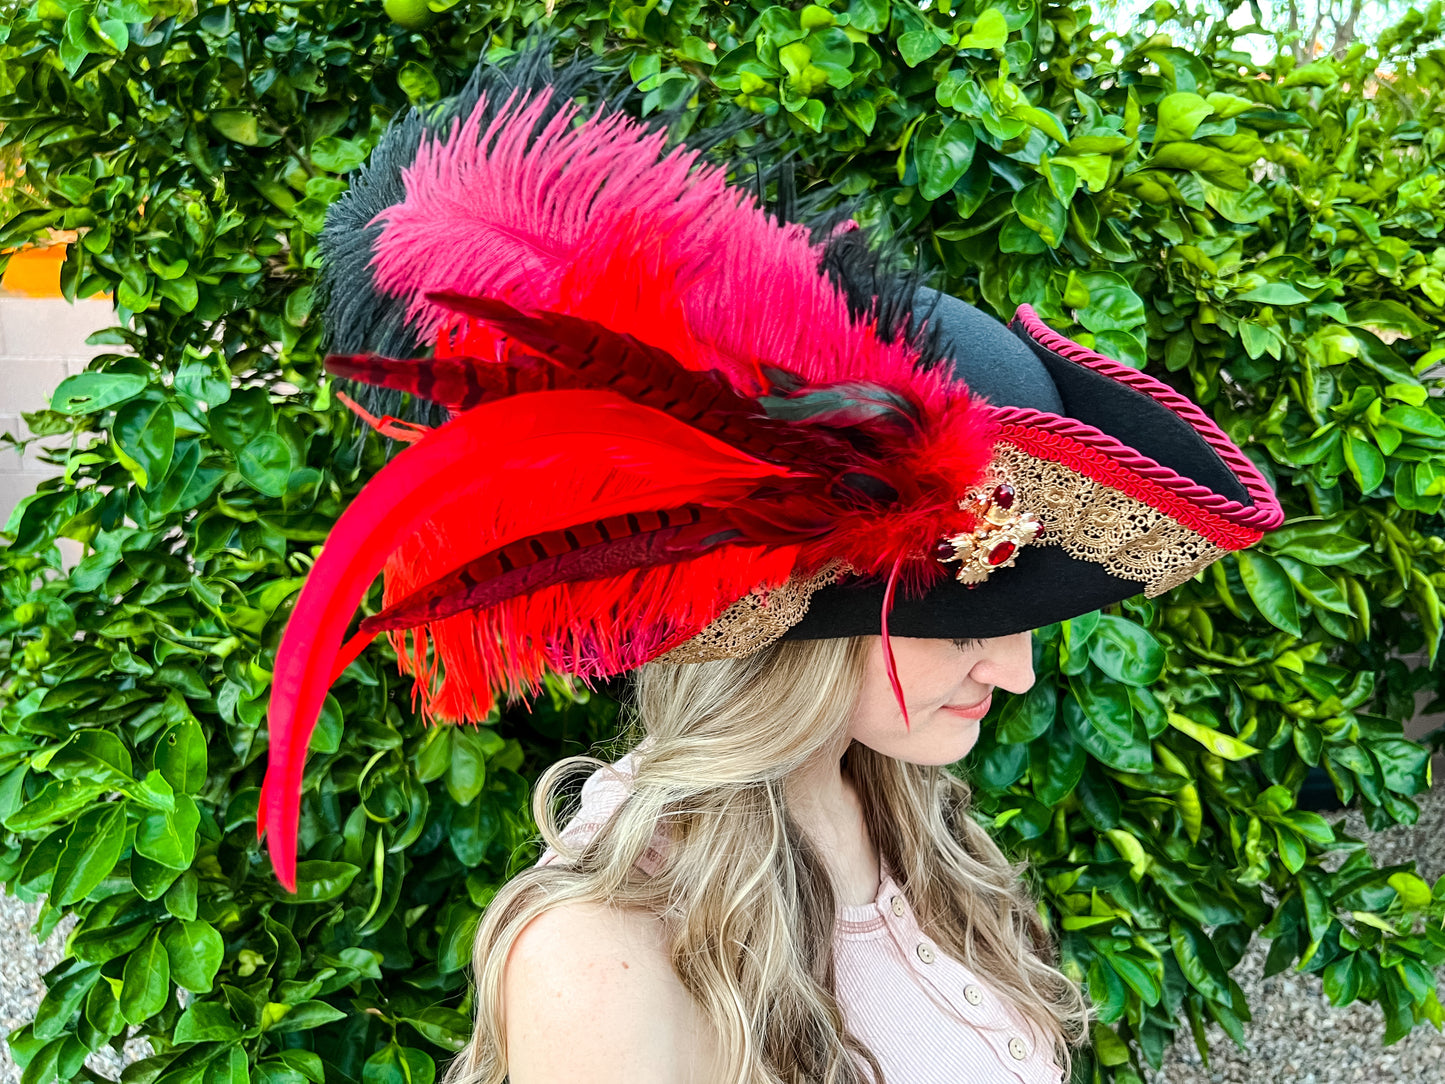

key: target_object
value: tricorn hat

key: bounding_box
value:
[258,50,1283,887]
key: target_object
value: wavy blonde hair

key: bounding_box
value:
[446,636,1089,1084]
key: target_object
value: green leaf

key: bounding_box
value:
[1048,154,1110,193]
[1012,180,1066,248]
[1275,556,1353,616]
[132,853,182,900]
[266,1000,348,1034]
[1088,616,1164,686]
[362,1045,436,1084]
[956,7,1007,50]
[1066,674,1152,772]
[310,136,368,174]
[896,30,942,66]
[163,920,225,994]
[915,117,976,201]
[1265,525,1368,565]
[1343,434,1386,493]
[51,372,148,414]
[5,779,107,831]
[51,803,126,905]
[38,730,134,787]
[33,967,98,1041]
[446,727,490,806]
[212,111,261,145]
[1387,871,1432,909]
[1031,720,1085,805]
[1372,739,1429,793]
[120,931,170,1024]
[1155,92,1213,141]
[155,719,208,794]
[1077,272,1145,332]
[283,861,361,903]
[113,399,176,489]
[1236,282,1311,306]
[995,681,1056,743]
[166,870,201,920]
[237,433,295,498]
[1346,300,1434,340]
[399,1007,471,1052]
[1167,712,1258,760]
[135,792,201,869]
[175,1002,243,1044]
[1235,551,1302,636]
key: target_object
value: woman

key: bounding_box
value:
[258,50,1283,1084]
[487,632,1078,1084]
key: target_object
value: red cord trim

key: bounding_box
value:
[1010,306,1284,532]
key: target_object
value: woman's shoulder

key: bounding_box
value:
[536,747,669,873]
[503,899,720,1083]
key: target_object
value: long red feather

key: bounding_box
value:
[259,390,792,889]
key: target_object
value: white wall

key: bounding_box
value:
[0,297,113,526]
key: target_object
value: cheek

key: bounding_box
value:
[847,688,985,767]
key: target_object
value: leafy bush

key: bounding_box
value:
[1,2,1444,1084]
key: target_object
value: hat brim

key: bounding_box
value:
[781,299,1280,641]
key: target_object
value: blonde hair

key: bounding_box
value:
[447,636,1089,1084]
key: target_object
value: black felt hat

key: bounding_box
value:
[260,49,1285,886]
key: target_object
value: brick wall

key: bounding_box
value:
[0,296,113,526]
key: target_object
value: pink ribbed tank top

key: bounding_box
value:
[537,752,1064,1084]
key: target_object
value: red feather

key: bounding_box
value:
[428,293,843,467]
[259,390,792,889]
[358,506,752,633]
[324,351,564,413]
[264,77,1005,893]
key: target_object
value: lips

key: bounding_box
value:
[941,692,993,720]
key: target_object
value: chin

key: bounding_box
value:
[887,722,982,766]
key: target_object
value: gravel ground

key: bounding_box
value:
[1150,779,1445,1084]
[1,785,1441,1084]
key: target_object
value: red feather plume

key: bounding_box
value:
[260,76,998,890]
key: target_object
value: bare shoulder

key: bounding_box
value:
[503,899,721,1084]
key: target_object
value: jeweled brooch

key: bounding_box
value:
[934,483,1044,585]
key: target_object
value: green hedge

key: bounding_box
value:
[2,2,1444,1083]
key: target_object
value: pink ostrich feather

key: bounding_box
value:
[366,86,925,397]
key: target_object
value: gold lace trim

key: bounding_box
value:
[654,560,851,664]
[656,446,1224,663]
[989,442,1225,597]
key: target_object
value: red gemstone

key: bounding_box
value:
[987,540,1016,566]
[992,483,1015,509]
[934,539,957,560]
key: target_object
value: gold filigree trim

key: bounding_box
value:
[654,560,851,664]
[988,442,1225,597]
[657,445,1226,664]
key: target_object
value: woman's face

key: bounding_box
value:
[845,633,1036,765]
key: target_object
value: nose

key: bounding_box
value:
[972,630,1035,694]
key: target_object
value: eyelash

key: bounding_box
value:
[951,638,984,651]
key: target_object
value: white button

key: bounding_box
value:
[963,984,983,1005]
[1008,1037,1028,1060]
[915,943,935,964]
[890,895,906,917]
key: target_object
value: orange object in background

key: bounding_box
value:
[1,243,66,297]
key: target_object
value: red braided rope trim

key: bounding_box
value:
[1011,305,1284,532]
[997,418,1263,550]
